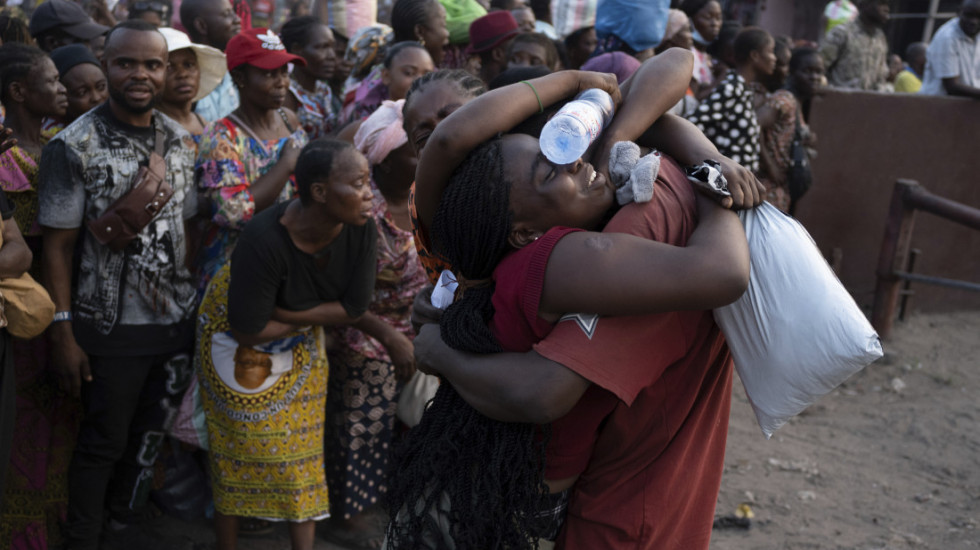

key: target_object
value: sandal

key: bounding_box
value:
[238,517,275,537]
[321,525,385,550]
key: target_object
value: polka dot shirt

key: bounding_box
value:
[687,70,761,173]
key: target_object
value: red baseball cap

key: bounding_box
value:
[466,11,519,55]
[226,28,306,71]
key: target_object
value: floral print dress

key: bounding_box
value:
[194,116,308,291]
[288,76,338,140]
[756,89,802,213]
[325,181,427,519]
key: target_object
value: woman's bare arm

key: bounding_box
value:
[539,194,749,318]
[638,114,764,209]
[354,312,416,381]
[413,324,589,424]
[245,108,303,212]
[590,48,695,176]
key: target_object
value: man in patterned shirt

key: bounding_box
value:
[820,0,891,90]
[39,20,197,550]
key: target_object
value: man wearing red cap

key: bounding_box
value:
[38,20,199,550]
[467,10,520,84]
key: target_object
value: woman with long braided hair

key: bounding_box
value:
[387,50,764,548]
[387,140,552,550]
[391,70,544,549]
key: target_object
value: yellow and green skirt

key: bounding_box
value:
[196,265,330,522]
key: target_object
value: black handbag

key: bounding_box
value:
[786,109,812,203]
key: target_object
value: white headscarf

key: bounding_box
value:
[353,99,408,165]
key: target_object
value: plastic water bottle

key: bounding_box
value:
[539,88,615,165]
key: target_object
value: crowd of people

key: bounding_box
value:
[0,0,977,549]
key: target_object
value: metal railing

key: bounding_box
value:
[871,179,980,339]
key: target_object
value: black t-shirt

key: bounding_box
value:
[228,201,378,335]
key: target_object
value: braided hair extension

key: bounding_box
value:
[433,141,513,355]
[406,68,486,102]
[0,43,49,104]
[391,0,438,43]
[386,140,550,549]
[402,69,486,117]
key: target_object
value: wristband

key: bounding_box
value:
[52,311,72,322]
[520,80,544,114]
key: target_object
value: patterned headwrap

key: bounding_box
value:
[353,99,408,165]
[345,24,394,79]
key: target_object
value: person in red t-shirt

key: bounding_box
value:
[419,155,734,550]
[386,50,763,550]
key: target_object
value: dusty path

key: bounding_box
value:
[711,310,980,550]
[160,310,980,549]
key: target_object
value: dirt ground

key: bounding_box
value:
[163,309,980,549]
[711,310,980,550]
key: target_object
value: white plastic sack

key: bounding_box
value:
[713,202,883,438]
[396,369,440,427]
